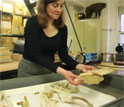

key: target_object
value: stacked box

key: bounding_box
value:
[12,15,24,35]
[1,37,13,50]
[2,44,14,50]
[12,15,22,26]
[11,53,22,61]
[1,14,12,34]
[2,37,13,44]
[12,26,24,35]
[1,37,18,50]
[14,3,24,15]
[1,29,11,34]
[2,14,12,21]
[0,47,12,63]
[1,20,12,34]
[3,2,13,13]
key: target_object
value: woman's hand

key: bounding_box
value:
[56,67,82,85]
[76,64,95,73]
[62,71,83,85]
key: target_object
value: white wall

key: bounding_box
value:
[64,1,84,53]
[65,0,124,54]
[65,0,85,53]
[99,0,122,53]
[64,5,76,52]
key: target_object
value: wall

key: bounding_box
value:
[64,6,77,52]
[82,0,119,53]
[99,0,124,53]
[65,1,85,53]
[65,0,124,54]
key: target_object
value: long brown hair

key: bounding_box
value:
[36,0,65,28]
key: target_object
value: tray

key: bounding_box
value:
[4,80,116,107]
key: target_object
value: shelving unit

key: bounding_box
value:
[2,34,24,38]
[0,1,31,50]
[0,0,31,79]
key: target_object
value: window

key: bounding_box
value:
[120,14,124,43]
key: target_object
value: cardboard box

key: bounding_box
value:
[12,26,20,35]
[0,53,11,61]
[2,14,12,21]
[12,15,22,26]
[1,37,13,44]
[1,37,18,44]
[1,21,11,29]
[14,3,24,15]
[11,53,22,61]
[2,43,14,51]
[12,37,18,43]
[1,28,12,34]
[3,2,13,13]
[12,26,24,35]
[0,47,10,54]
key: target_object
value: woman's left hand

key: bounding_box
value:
[76,64,95,73]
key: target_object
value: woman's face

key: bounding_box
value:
[46,0,64,20]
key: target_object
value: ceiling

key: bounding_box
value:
[2,0,36,4]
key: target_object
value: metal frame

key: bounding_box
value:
[23,0,36,15]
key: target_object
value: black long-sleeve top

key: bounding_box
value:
[23,16,78,73]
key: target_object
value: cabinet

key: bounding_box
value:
[73,19,101,55]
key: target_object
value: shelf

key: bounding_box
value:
[1,34,24,38]
[14,14,30,19]
[23,0,36,15]
[0,11,30,19]
[0,11,13,15]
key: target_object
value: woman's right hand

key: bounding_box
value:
[56,67,82,86]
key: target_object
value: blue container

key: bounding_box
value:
[85,53,97,62]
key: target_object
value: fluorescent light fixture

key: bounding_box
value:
[13,0,23,2]
[12,0,24,4]
[29,0,37,3]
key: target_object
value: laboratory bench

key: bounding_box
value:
[0,61,19,80]
[0,69,124,107]
[0,61,124,106]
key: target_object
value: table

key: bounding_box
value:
[0,61,19,72]
[0,61,20,80]
[97,62,124,71]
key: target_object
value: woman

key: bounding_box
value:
[18,0,94,85]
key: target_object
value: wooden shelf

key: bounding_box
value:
[0,11,30,19]
[1,34,24,38]
[0,11,13,15]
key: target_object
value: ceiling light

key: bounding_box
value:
[29,0,37,3]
